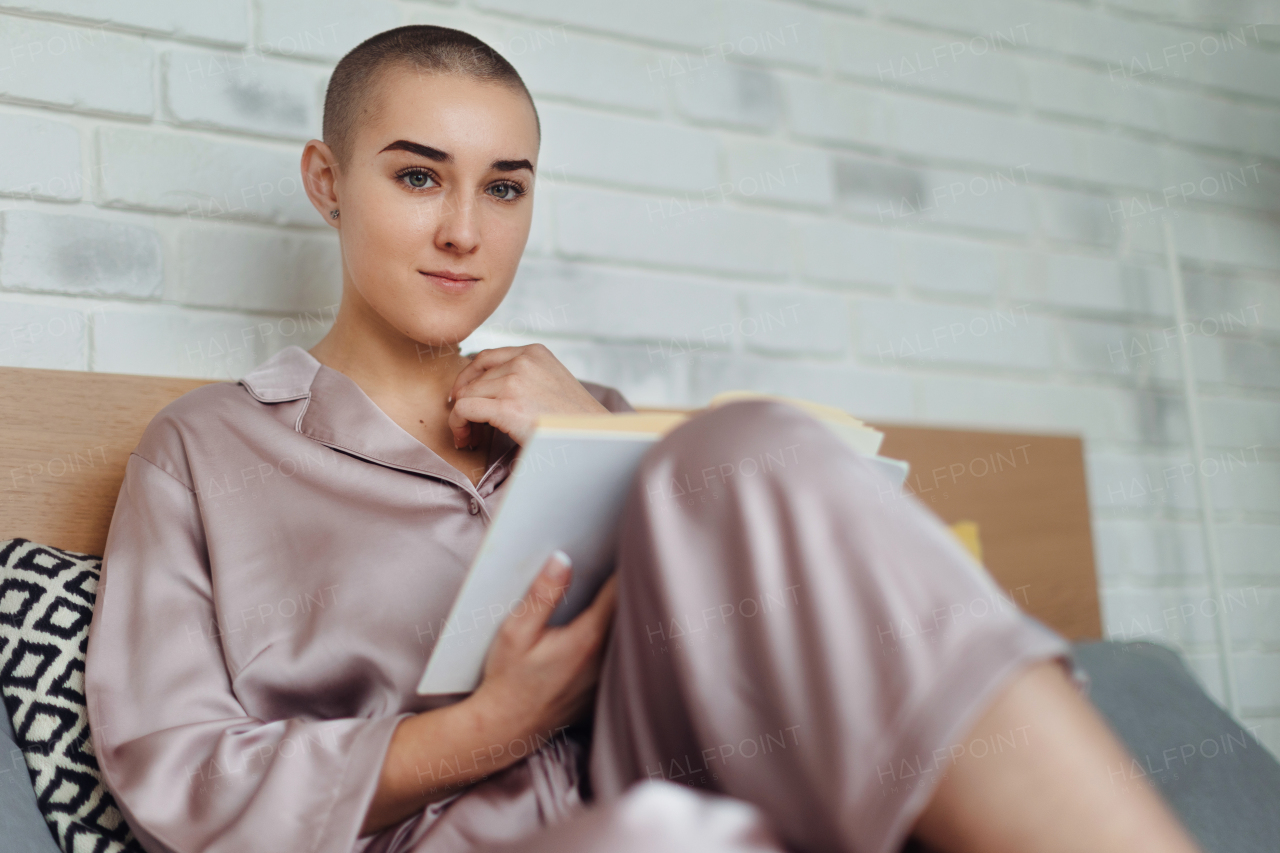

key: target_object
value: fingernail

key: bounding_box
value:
[550,549,572,571]
[447,394,453,404]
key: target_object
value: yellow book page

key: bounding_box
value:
[533,411,689,435]
[708,389,868,427]
[948,520,984,564]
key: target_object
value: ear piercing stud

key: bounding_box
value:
[329,209,340,219]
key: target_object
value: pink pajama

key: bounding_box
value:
[372,400,1070,853]
[85,346,1069,853]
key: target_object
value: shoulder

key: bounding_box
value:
[131,346,320,489]
[132,382,258,490]
[578,379,635,414]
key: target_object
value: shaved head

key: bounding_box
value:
[322,25,539,168]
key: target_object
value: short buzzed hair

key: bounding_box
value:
[322,25,539,167]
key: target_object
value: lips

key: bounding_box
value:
[420,269,479,293]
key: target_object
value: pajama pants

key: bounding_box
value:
[371,398,1073,853]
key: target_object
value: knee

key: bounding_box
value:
[648,399,829,471]
[631,399,838,508]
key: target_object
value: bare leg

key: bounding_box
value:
[911,660,1202,853]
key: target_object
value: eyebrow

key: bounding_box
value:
[379,140,534,173]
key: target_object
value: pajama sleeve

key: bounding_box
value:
[84,451,413,853]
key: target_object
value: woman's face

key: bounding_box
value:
[325,68,539,354]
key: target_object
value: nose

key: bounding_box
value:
[434,188,480,255]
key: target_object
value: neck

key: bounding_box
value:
[308,286,473,406]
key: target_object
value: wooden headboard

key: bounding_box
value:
[0,366,1101,640]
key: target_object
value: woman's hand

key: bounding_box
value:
[469,551,619,746]
[360,553,616,838]
[447,344,610,448]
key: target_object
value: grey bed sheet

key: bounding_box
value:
[0,698,62,852]
[2,640,1276,852]
[1073,640,1280,853]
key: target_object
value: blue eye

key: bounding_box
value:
[397,169,435,190]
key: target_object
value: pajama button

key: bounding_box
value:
[468,497,479,515]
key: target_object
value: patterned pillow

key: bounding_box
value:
[0,539,142,853]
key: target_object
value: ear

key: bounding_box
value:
[301,139,341,229]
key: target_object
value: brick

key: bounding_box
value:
[878,0,1051,46]
[688,352,915,420]
[1235,653,1280,713]
[1022,56,1164,137]
[491,257,738,344]
[832,154,926,222]
[0,113,81,201]
[857,157,1034,236]
[899,232,1001,296]
[782,74,887,148]
[0,298,89,369]
[1171,209,1280,272]
[96,127,318,226]
[1104,584,1278,648]
[1218,525,1280,582]
[671,62,783,130]
[1217,338,1280,391]
[1121,522,1280,591]
[553,186,790,278]
[1149,26,1280,103]
[163,48,324,140]
[886,93,1087,184]
[539,105,718,193]
[488,24,663,114]
[1011,251,1173,316]
[828,17,1023,107]
[168,221,340,314]
[796,218,899,290]
[1054,316,1220,383]
[93,305,281,379]
[1160,87,1258,156]
[1086,451,1199,512]
[740,289,850,356]
[857,298,1052,369]
[0,15,153,117]
[0,210,161,298]
[0,1,248,45]
[722,140,833,208]
[1202,396,1280,450]
[1093,519,1205,585]
[1158,150,1278,217]
[922,165,1035,236]
[255,0,401,62]
[1084,132,1166,191]
[1034,185,1123,249]
[1101,587,1219,647]
[718,0,826,72]
[1206,453,1279,514]
[471,0,722,52]
[918,374,1173,443]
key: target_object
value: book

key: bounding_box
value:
[416,391,910,695]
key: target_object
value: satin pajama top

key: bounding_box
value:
[83,344,634,853]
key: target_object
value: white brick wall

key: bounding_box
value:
[0,1,1277,753]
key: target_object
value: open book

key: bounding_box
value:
[416,391,910,695]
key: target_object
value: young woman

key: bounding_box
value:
[84,25,1201,853]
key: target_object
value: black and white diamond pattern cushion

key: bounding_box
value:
[0,539,142,853]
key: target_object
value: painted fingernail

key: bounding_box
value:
[547,548,573,573]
